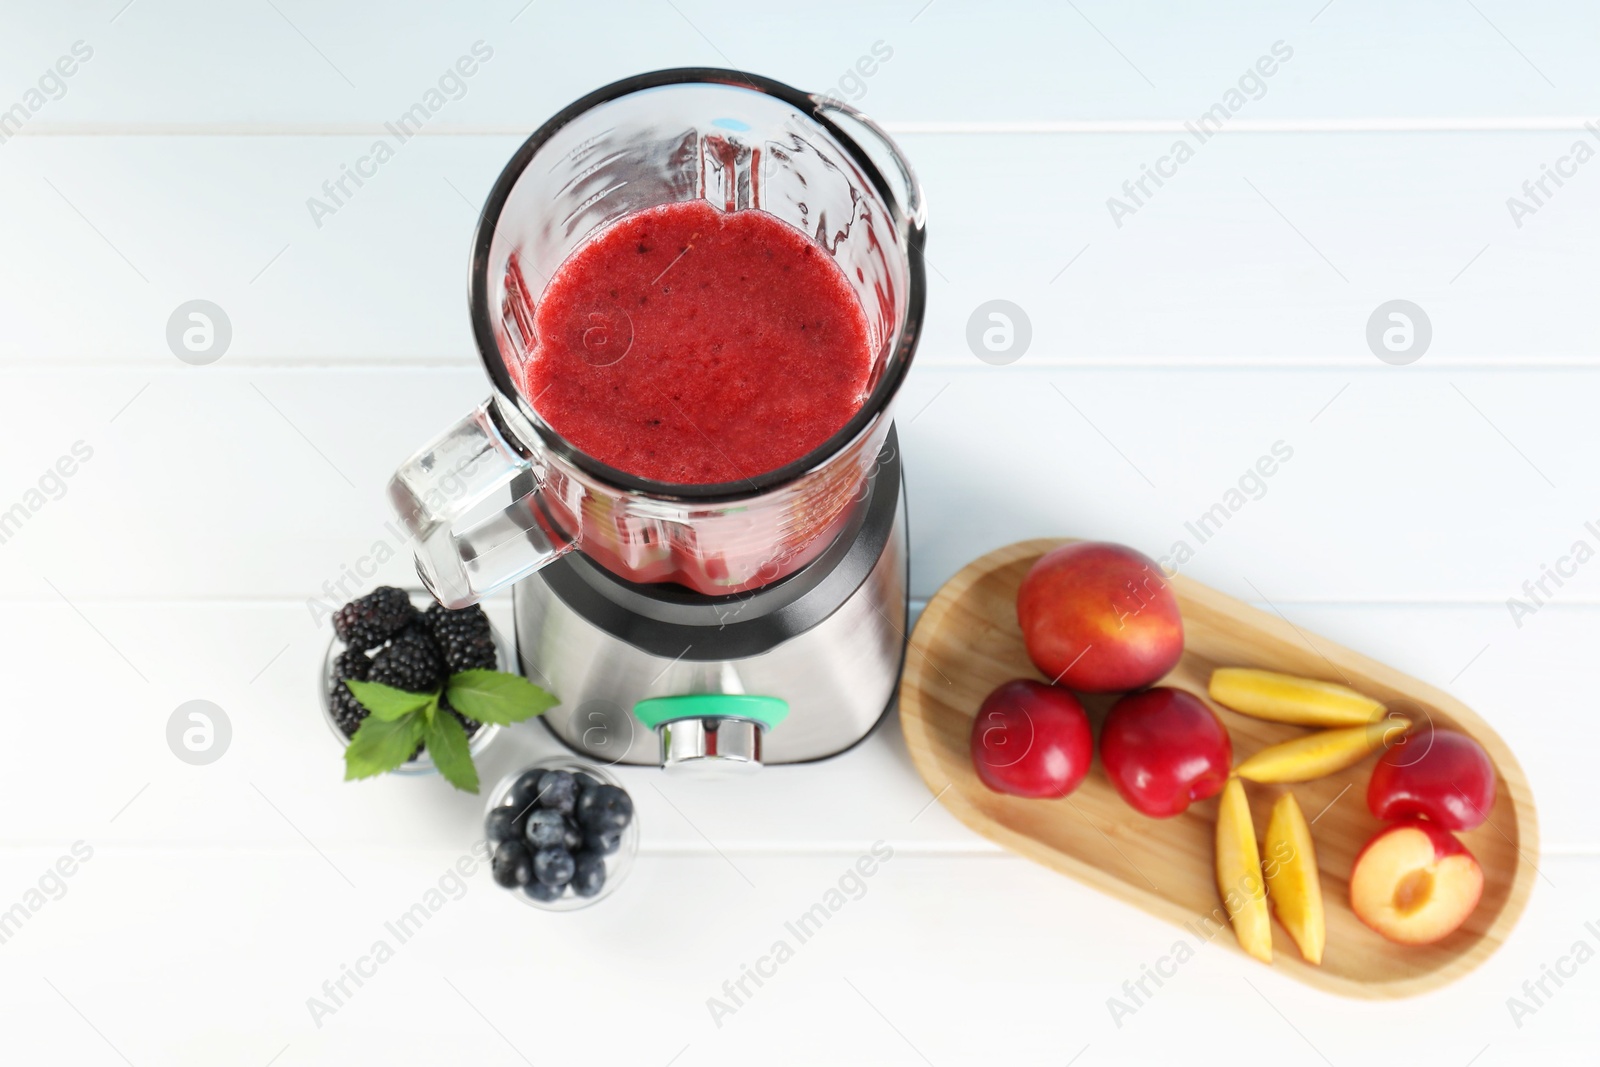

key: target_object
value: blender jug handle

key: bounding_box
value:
[388,398,576,609]
[811,96,927,230]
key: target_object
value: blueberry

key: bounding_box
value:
[571,851,606,897]
[533,846,575,888]
[522,879,563,903]
[576,784,633,833]
[484,807,520,847]
[573,771,600,793]
[491,840,534,888]
[525,809,567,849]
[583,828,622,856]
[503,770,545,813]
[536,771,577,814]
[562,818,584,852]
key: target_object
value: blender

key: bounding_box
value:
[390,69,926,772]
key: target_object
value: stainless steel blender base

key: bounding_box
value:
[514,486,908,768]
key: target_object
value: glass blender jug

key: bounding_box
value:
[391,68,926,608]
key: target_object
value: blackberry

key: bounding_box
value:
[330,685,367,739]
[332,586,419,650]
[423,602,498,673]
[329,649,372,739]
[367,625,445,694]
[333,648,372,684]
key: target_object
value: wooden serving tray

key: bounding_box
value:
[899,539,1538,998]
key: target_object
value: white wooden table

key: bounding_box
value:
[3,3,1597,1063]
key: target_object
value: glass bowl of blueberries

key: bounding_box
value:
[483,758,638,910]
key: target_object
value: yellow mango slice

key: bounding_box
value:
[1209,668,1384,727]
[1215,777,1272,963]
[1235,719,1410,784]
[1264,792,1325,965]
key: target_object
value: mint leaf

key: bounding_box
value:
[425,710,479,794]
[447,670,557,726]
[346,680,438,722]
[343,710,426,780]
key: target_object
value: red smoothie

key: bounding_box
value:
[521,199,875,484]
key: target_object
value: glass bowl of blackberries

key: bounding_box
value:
[321,586,508,776]
[484,759,638,910]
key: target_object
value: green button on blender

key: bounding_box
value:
[633,694,789,731]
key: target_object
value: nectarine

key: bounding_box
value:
[1016,542,1183,692]
[1215,777,1273,963]
[1263,793,1325,965]
[1349,819,1483,946]
[1100,688,1231,817]
[1234,717,1410,784]
[1208,668,1385,727]
[969,680,1093,799]
[1368,728,1496,831]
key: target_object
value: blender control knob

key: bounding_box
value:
[634,695,789,776]
[659,718,763,776]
